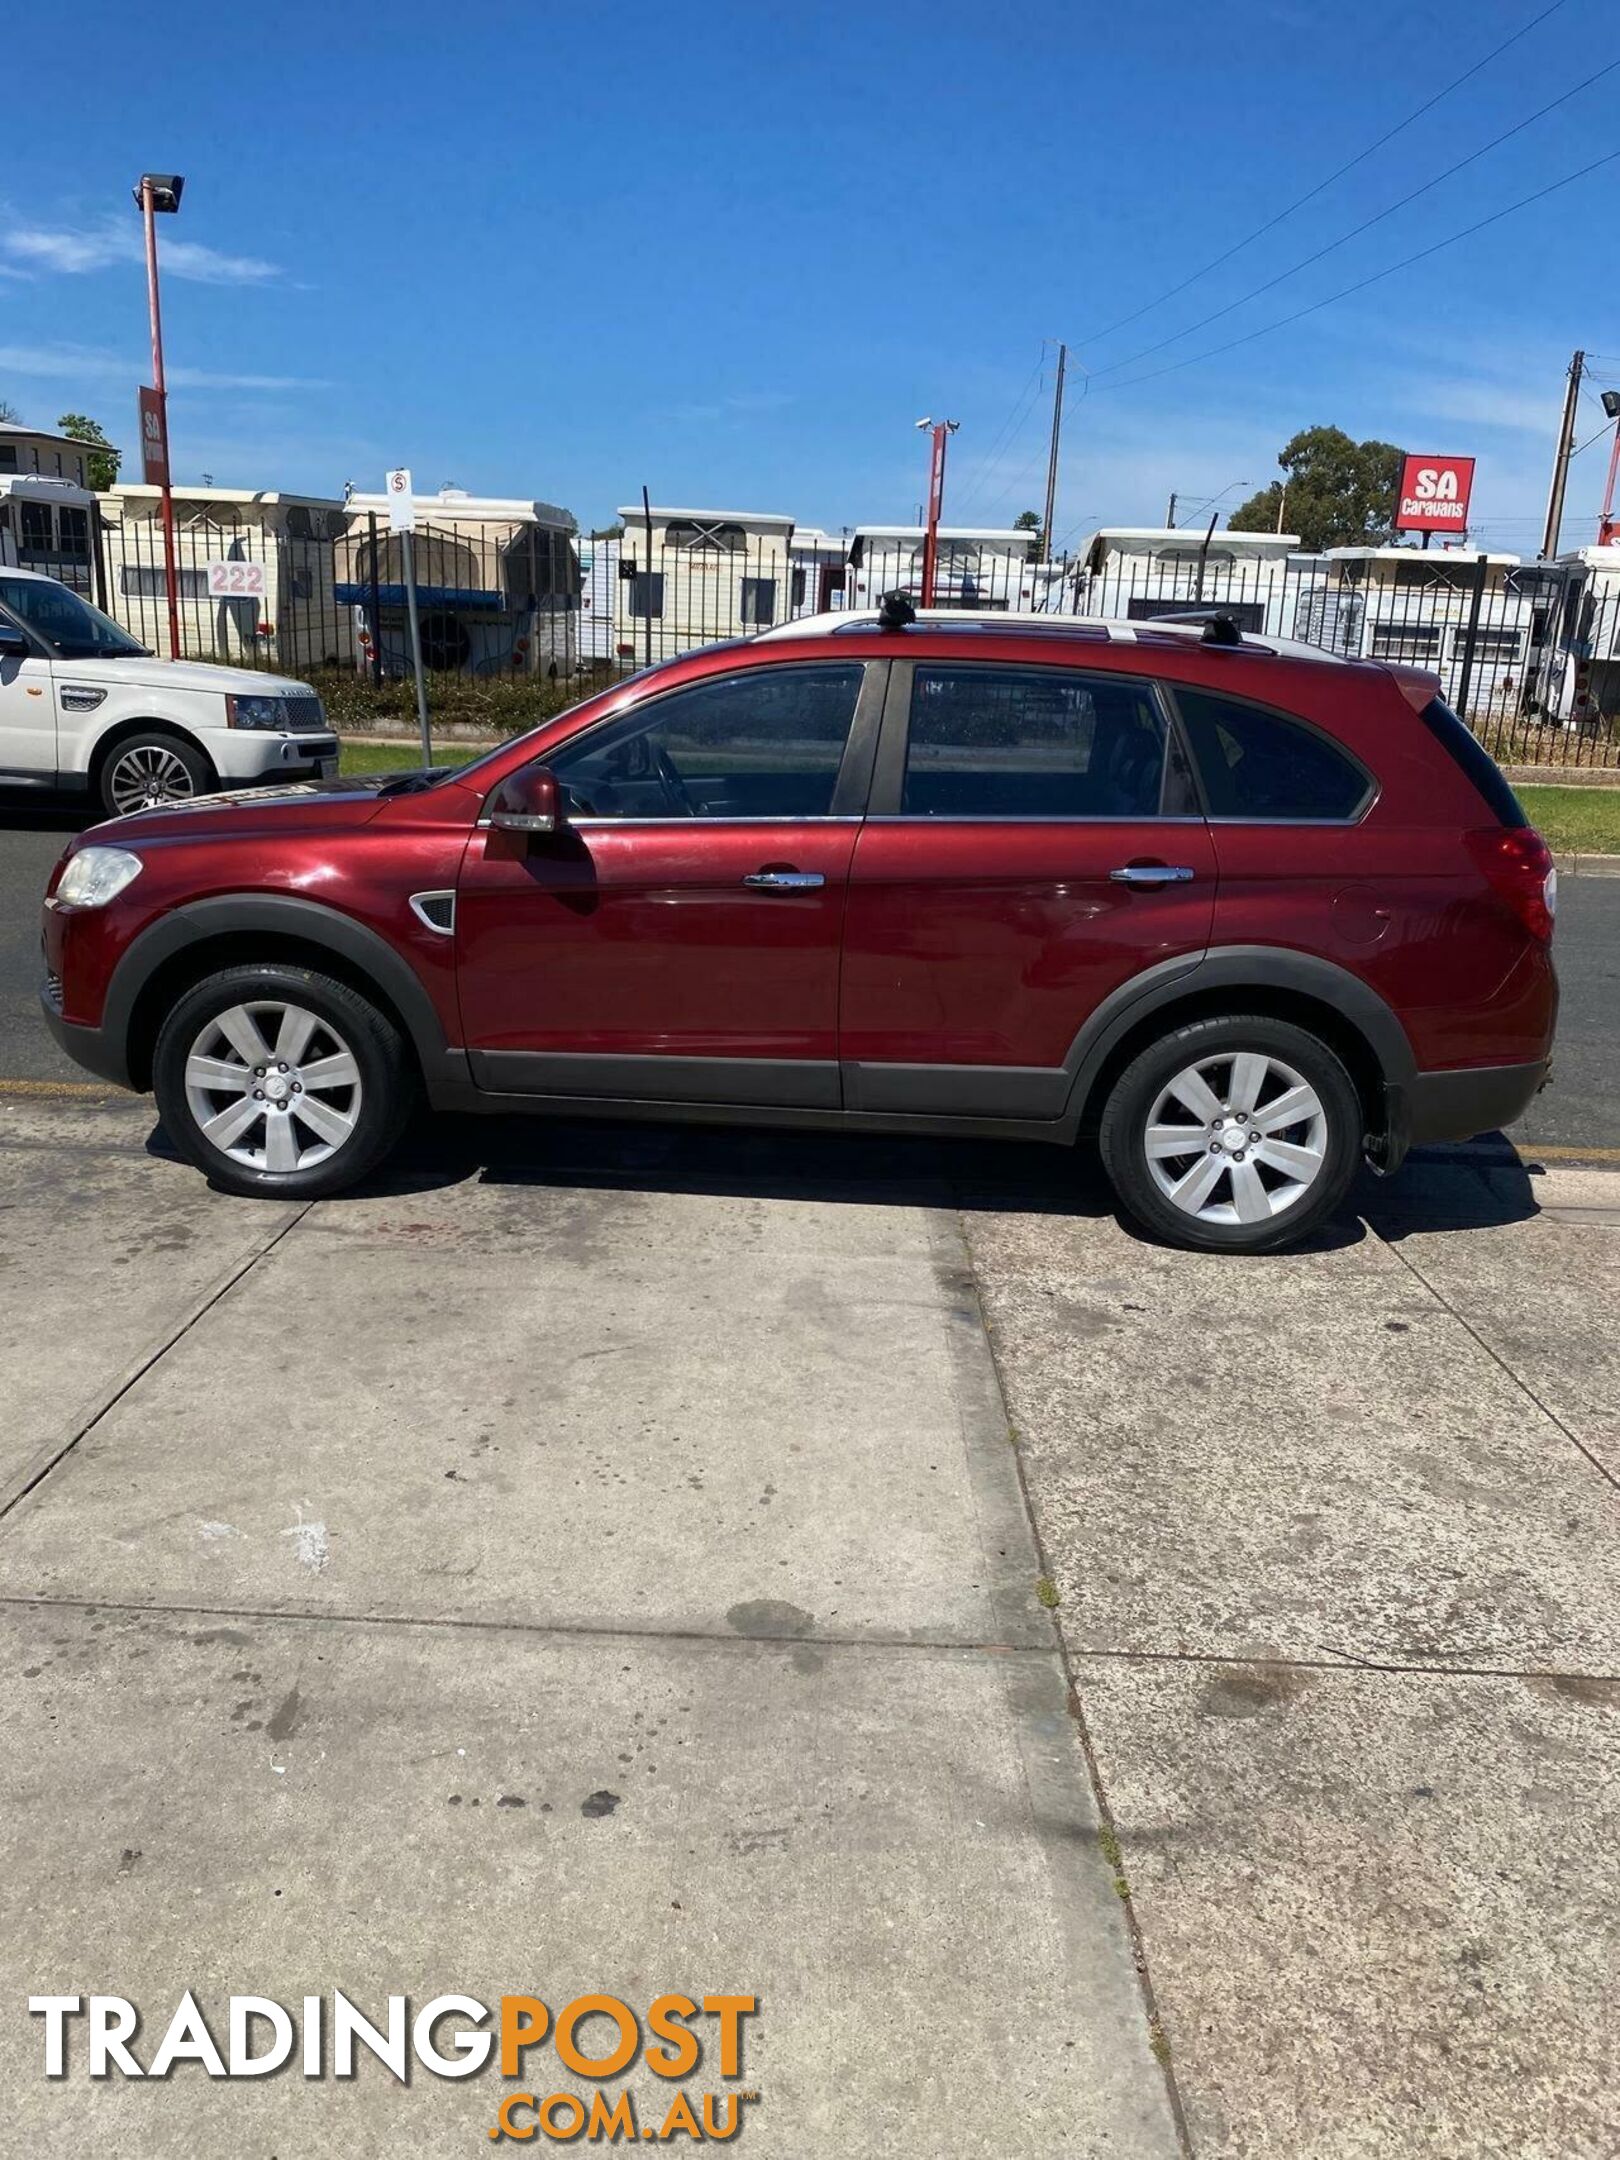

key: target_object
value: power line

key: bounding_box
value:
[1083,52,1620,382]
[953,343,1047,519]
[1075,0,1569,350]
[1087,145,1620,399]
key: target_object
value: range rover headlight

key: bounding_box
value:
[56,847,144,909]
[227,693,288,730]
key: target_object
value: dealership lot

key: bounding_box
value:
[0,1093,1615,2154]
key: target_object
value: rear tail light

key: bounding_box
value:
[1465,825,1556,941]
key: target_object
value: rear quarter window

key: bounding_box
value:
[1416,697,1527,827]
[1171,686,1373,821]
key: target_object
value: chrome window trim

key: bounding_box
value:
[859,813,1208,827]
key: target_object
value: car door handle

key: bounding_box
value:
[742,870,825,890]
[1109,863,1196,886]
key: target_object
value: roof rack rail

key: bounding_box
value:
[1140,606,1244,646]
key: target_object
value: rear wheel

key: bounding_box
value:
[1099,1015,1362,1253]
[99,729,214,818]
[152,964,414,1198]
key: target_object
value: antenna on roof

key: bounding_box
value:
[877,590,916,631]
[1200,611,1243,647]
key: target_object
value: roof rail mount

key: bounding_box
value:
[876,590,916,631]
[1144,605,1245,647]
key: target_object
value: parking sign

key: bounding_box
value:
[386,468,415,533]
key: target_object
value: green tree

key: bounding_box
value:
[57,412,121,492]
[1013,506,1044,553]
[1228,426,1404,551]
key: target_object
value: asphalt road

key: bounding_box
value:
[1,803,1615,1152]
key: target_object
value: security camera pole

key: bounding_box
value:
[386,468,432,768]
[916,417,959,607]
[133,172,185,661]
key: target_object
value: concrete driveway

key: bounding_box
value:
[0,1094,1614,2156]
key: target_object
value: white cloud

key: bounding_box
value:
[2,216,280,286]
[0,342,324,393]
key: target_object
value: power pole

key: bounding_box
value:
[1040,343,1066,561]
[1165,491,1177,529]
[1539,347,1585,560]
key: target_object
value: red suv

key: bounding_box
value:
[39,609,1557,1253]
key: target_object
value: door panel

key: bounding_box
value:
[0,652,57,778]
[455,658,878,1106]
[458,820,859,1095]
[840,661,1216,1114]
[841,820,1216,1088]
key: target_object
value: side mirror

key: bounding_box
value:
[486,765,563,835]
[0,619,28,655]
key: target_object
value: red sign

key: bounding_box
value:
[138,386,169,486]
[1396,453,1474,534]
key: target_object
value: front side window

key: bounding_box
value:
[1174,687,1371,820]
[0,575,145,658]
[901,666,1172,818]
[548,662,864,820]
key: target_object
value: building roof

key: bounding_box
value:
[347,487,574,527]
[1086,526,1302,550]
[111,483,344,510]
[618,505,796,528]
[852,524,1031,543]
[0,422,121,451]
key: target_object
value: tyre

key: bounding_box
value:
[152,964,414,1199]
[99,729,215,818]
[1098,1014,1362,1254]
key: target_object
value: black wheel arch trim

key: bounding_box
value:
[1059,945,1418,1122]
[101,893,466,1093]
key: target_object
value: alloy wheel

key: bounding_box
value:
[183,1001,363,1174]
[109,743,197,813]
[1143,1051,1329,1228]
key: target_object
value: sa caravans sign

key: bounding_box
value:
[1395,454,1475,535]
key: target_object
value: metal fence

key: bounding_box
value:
[73,505,1620,769]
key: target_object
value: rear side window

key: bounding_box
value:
[1173,687,1372,821]
[903,666,1174,817]
[1417,697,1526,827]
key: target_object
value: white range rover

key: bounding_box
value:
[0,566,340,817]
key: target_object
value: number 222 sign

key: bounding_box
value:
[206,560,268,598]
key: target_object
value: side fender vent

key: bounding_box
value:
[408,890,456,935]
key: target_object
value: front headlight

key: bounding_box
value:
[227,694,288,731]
[56,847,144,909]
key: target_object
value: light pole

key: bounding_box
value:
[915,417,958,607]
[1597,390,1620,546]
[133,172,185,661]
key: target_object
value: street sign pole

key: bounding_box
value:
[387,469,431,769]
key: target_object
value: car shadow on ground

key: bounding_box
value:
[0,794,93,835]
[143,1110,1545,1250]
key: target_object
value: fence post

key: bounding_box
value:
[1454,553,1489,724]
[366,511,383,687]
[90,499,110,613]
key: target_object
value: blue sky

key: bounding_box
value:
[5,0,1619,550]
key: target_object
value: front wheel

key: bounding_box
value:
[99,729,215,818]
[1098,1015,1363,1254]
[152,964,414,1198]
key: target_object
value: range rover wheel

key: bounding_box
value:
[1099,1015,1362,1254]
[152,964,414,1199]
[100,730,215,818]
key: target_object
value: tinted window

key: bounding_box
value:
[1174,687,1370,820]
[903,666,1171,818]
[1417,697,1525,827]
[0,576,144,659]
[549,663,864,820]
